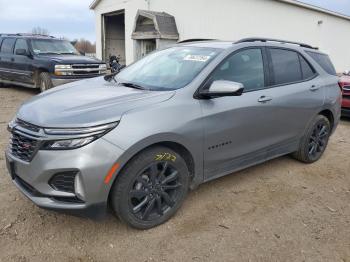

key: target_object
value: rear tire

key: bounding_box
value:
[293,115,331,163]
[110,146,189,229]
[39,72,53,92]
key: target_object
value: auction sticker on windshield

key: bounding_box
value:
[184,54,211,62]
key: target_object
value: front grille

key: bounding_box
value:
[72,64,100,69]
[9,133,38,162]
[71,64,103,76]
[343,86,350,96]
[49,171,77,193]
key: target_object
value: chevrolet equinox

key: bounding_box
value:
[5,38,341,229]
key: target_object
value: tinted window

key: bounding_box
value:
[14,39,28,53]
[299,55,316,80]
[209,49,265,92]
[270,48,302,85]
[306,51,336,76]
[0,38,16,54]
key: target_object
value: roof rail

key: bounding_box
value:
[235,38,318,50]
[178,38,216,43]
[0,33,55,38]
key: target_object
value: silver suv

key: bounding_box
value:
[5,38,341,229]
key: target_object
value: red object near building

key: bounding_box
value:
[339,75,350,117]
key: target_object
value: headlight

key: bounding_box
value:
[42,122,119,150]
[43,137,96,150]
[54,64,73,76]
[99,64,107,70]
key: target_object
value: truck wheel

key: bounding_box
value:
[39,72,53,92]
[293,115,331,163]
[110,146,190,229]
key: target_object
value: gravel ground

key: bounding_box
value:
[0,86,349,262]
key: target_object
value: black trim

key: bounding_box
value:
[341,107,350,117]
[266,46,319,88]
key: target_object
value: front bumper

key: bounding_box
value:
[5,137,125,219]
[51,75,103,87]
[341,96,350,117]
[341,107,350,117]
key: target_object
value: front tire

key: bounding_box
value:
[39,72,53,92]
[110,146,190,229]
[293,115,331,163]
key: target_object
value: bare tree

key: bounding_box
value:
[31,27,50,36]
[75,39,96,54]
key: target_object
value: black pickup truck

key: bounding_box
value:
[0,34,107,92]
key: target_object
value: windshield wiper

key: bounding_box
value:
[120,82,148,90]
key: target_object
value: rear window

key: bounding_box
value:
[299,55,317,80]
[269,48,302,85]
[306,51,336,76]
[0,38,16,54]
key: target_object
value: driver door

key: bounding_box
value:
[200,48,281,180]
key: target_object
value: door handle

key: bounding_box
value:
[258,96,273,103]
[11,58,15,62]
[310,85,320,91]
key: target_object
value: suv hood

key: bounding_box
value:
[17,77,175,128]
[39,54,104,64]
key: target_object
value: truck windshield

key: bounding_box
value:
[31,39,79,55]
[115,47,220,90]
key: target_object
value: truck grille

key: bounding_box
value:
[9,133,39,162]
[71,64,102,76]
[343,85,350,96]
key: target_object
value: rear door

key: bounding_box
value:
[13,38,33,84]
[0,38,16,80]
[262,47,325,157]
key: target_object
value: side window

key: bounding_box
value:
[305,51,336,76]
[269,48,302,85]
[14,39,28,53]
[0,38,16,54]
[209,48,265,92]
[299,55,316,80]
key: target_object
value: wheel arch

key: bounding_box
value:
[106,138,202,204]
[318,109,335,131]
[33,67,49,87]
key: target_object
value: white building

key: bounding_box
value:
[90,0,350,72]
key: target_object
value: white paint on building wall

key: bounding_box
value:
[91,0,350,72]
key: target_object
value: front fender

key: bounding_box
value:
[103,133,204,190]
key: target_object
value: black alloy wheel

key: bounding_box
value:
[110,146,189,229]
[293,115,331,163]
[129,161,182,221]
[308,121,330,160]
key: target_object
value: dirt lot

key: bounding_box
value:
[0,86,349,262]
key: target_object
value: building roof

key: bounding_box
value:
[90,0,350,21]
[277,0,350,21]
[132,10,179,40]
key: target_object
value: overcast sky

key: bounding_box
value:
[0,0,350,42]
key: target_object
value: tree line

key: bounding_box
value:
[31,27,96,54]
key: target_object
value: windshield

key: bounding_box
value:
[115,47,220,90]
[31,39,79,55]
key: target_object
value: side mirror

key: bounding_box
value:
[15,49,28,56]
[200,80,244,98]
